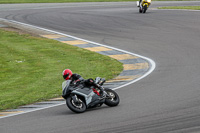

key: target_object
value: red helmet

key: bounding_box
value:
[62,69,73,80]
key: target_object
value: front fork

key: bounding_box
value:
[72,95,80,104]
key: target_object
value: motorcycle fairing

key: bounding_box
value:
[72,88,96,105]
[62,80,71,91]
[143,3,149,7]
[142,0,151,7]
[62,80,73,98]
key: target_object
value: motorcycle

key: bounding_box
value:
[137,0,151,13]
[62,77,120,113]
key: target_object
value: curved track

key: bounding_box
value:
[1,1,200,133]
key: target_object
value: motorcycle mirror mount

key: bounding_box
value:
[99,78,106,86]
[95,77,101,84]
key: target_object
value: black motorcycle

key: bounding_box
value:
[62,77,120,113]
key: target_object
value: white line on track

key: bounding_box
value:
[0,102,65,119]
[0,18,156,119]
[153,8,200,12]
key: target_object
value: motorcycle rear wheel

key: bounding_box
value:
[139,7,142,13]
[104,88,120,107]
[66,96,86,113]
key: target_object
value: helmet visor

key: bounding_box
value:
[63,73,69,79]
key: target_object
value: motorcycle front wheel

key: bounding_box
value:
[66,96,86,113]
[142,5,147,13]
[104,88,120,107]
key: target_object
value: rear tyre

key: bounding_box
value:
[139,7,142,13]
[66,96,86,113]
[104,88,120,107]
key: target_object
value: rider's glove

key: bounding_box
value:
[85,78,94,85]
[72,79,82,87]
[75,79,81,84]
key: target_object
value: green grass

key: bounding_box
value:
[158,6,200,10]
[0,29,123,111]
[0,0,198,4]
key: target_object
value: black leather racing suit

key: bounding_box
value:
[139,0,142,6]
[70,74,104,96]
[69,73,84,85]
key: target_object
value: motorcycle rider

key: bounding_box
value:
[62,69,104,96]
[139,0,142,6]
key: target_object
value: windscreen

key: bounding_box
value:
[62,80,71,91]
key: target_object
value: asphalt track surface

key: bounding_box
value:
[1,1,200,133]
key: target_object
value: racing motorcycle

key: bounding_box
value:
[62,77,120,113]
[137,0,151,13]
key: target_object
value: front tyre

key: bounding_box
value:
[142,5,147,13]
[66,96,86,113]
[104,88,120,107]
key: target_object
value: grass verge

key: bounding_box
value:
[0,29,123,111]
[158,6,200,10]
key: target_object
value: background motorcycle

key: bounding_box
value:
[137,0,151,13]
[62,77,120,113]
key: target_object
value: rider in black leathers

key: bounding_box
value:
[139,0,142,6]
[62,69,104,96]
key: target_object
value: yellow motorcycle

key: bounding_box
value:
[137,0,151,13]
